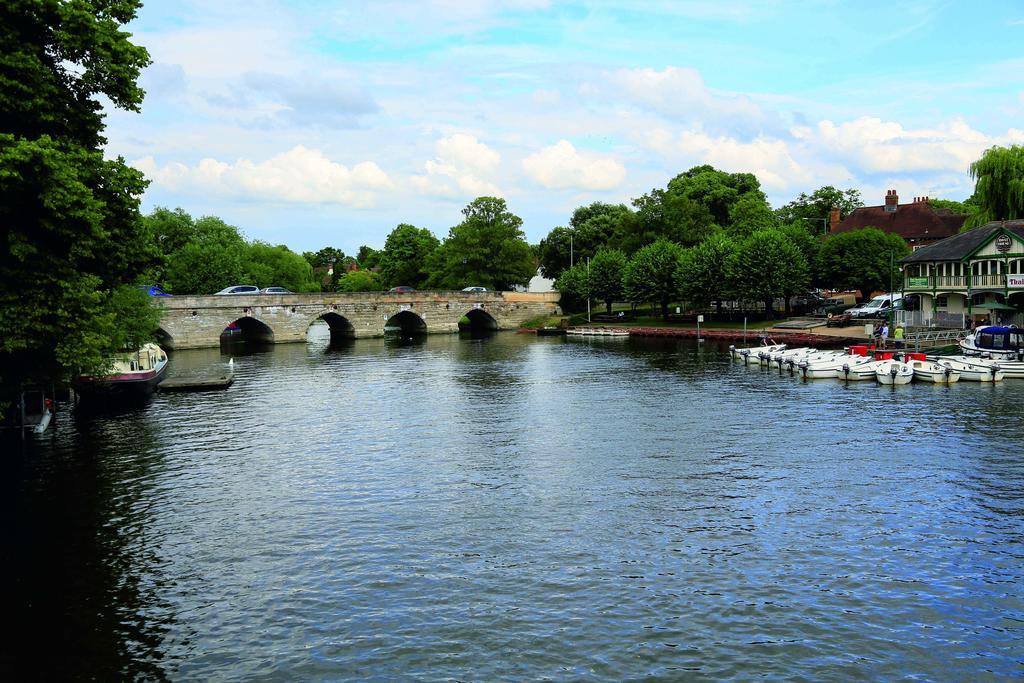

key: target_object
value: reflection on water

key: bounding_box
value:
[3,329,1024,680]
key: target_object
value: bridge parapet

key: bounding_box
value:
[157,290,560,348]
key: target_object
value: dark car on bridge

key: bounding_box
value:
[138,285,171,296]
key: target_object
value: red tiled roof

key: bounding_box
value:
[831,202,965,242]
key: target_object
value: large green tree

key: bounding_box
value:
[626,187,715,251]
[335,270,385,292]
[588,249,628,314]
[554,263,590,313]
[816,228,909,302]
[728,194,778,238]
[1,0,155,389]
[160,215,248,294]
[537,203,632,278]
[377,223,440,288]
[624,240,686,320]
[680,234,737,312]
[429,197,535,290]
[774,185,863,226]
[966,145,1024,228]
[778,222,821,287]
[244,242,320,292]
[666,165,766,228]
[301,246,347,290]
[728,229,809,318]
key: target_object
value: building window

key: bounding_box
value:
[936,295,948,307]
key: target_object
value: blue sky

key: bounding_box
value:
[107,0,1024,254]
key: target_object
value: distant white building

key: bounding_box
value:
[515,268,555,293]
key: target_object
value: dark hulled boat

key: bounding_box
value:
[76,343,169,400]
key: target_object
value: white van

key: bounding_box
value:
[848,293,903,319]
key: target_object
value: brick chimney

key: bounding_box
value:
[829,206,840,232]
[884,189,898,213]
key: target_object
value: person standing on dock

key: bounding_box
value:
[880,322,889,349]
[893,324,905,350]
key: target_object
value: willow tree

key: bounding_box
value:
[966,145,1024,228]
[0,0,156,392]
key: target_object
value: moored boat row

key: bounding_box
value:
[566,327,630,337]
[730,340,1011,385]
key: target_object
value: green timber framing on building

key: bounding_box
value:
[900,220,1024,325]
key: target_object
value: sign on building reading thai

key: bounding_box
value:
[908,277,929,287]
[995,234,1013,253]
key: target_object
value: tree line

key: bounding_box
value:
[540,167,909,319]
[303,197,535,293]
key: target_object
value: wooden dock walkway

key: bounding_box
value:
[158,371,234,392]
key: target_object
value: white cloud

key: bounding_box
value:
[600,66,777,135]
[522,140,626,190]
[642,127,817,191]
[133,145,392,206]
[805,116,1014,173]
[411,134,503,198]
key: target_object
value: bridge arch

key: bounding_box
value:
[221,316,274,346]
[307,311,356,340]
[154,327,175,350]
[384,310,427,336]
[458,308,499,332]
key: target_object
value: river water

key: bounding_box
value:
[2,329,1023,680]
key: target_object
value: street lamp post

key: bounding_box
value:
[586,256,591,323]
[802,217,828,235]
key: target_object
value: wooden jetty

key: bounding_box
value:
[158,370,234,392]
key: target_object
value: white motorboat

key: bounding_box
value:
[906,359,960,384]
[932,355,1004,382]
[730,343,785,365]
[875,359,914,385]
[959,325,1024,361]
[797,351,858,379]
[782,348,841,373]
[768,347,814,370]
[958,325,1024,376]
[835,357,885,381]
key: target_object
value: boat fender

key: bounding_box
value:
[827,313,833,319]
[890,365,898,376]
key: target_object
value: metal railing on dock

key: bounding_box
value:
[905,329,966,350]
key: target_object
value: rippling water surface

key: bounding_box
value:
[3,330,1023,680]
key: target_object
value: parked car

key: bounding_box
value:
[462,286,488,292]
[848,293,903,319]
[259,286,293,295]
[214,285,260,295]
[138,285,171,296]
[389,286,416,293]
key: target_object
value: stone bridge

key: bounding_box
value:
[156,290,561,349]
